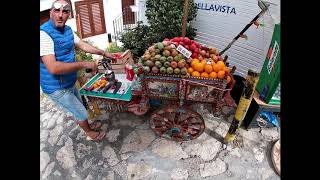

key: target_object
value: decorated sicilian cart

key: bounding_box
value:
[79,37,236,141]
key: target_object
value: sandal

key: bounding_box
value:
[89,120,103,130]
[86,130,106,141]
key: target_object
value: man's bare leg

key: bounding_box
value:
[77,120,105,139]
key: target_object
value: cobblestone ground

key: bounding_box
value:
[40,93,280,180]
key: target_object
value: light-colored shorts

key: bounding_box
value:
[46,86,88,121]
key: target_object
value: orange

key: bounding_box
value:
[100,80,107,84]
[93,83,99,89]
[201,72,209,78]
[191,59,200,68]
[209,72,217,79]
[192,71,200,77]
[223,66,230,73]
[195,63,205,72]
[200,59,207,65]
[204,64,213,73]
[191,62,199,69]
[213,64,223,72]
[216,60,225,67]
[217,70,225,79]
[187,67,194,74]
[211,61,216,69]
[227,75,232,84]
[100,81,107,87]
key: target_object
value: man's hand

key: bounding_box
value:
[103,52,115,60]
[41,54,90,75]
[94,59,100,66]
[83,61,98,73]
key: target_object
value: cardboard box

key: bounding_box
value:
[256,24,280,104]
[110,50,134,74]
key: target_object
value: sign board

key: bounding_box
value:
[255,23,280,104]
[176,45,192,58]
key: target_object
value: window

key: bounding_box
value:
[121,0,135,25]
[75,0,106,39]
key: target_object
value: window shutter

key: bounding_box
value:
[75,0,106,39]
[121,0,135,25]
[90,1,106,35]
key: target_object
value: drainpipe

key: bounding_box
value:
[108,33,112,48]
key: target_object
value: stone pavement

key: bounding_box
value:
[40,94,280,180]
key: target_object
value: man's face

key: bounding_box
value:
[50,1,71,28]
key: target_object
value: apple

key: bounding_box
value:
[186,58,193,64]
[191,53,198,59]
[172,42,179,47]
[162,40,170,46]
[201,46,209,51]
[209,48,215,54]
[190,44,197,51]
[171,61,178,68]
[183,37,191,45]
[200,50,206,56]
[213,55,219,62]
[172,37,180,42]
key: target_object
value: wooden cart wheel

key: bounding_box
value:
[150,106,205,141]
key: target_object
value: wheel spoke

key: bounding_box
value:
[150,106,205,141]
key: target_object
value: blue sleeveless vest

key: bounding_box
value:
[40,19,76,94]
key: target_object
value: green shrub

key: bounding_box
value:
[106,42,124,53]
[145,0,197,41]
[120,0,198,58]
[119,21,157,57]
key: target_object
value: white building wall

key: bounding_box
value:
[40,0,52,12]
[137,0,148,25]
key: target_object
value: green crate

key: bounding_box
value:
[256,23,280,104]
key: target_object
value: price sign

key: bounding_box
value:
[176,45,192,58]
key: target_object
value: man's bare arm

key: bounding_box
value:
[41,54,97,75]
[75,40,115,59]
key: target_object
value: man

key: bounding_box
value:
[40,0,113,141]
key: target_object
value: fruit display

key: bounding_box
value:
[134,37,235,85]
